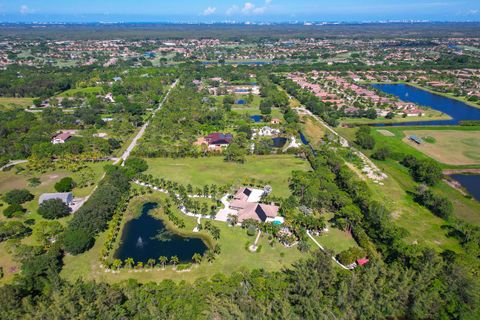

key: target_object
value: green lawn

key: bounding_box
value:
[339,112,451,125]
[143,155,310,198]
[62,193,307,284]
[232,106,284,120]
[313,213,359,255]
[0,97,34,109]
[58,87,104,97]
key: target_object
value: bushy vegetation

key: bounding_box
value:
[54,177,75,192]
[3,189,34,205]
[63,166,131,254]
[37,199,72,219]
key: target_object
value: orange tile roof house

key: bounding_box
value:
[230,187,279,222]
[51,132,72,144]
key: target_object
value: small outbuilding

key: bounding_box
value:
[39,192,73,205]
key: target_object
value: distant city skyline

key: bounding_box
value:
[1,0,479,23]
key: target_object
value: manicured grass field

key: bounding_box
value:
[232,106,284,120]
[58,87,104,97]
[403,130,480,165]
[143,155,310,197]
[0,97,34,109]
[61,193,307,284]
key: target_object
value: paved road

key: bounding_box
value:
[117,79,178,165]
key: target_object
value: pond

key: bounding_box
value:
[114,202,208,263]
[271,137,288,148]
[450,174,480,202]
[371,83,480,126]
[250,115,262,122]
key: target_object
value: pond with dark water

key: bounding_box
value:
[450,174,480,202]
[371,84,480,126]
[114,202,208,263]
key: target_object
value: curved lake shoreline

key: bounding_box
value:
[114,202,208,263]
[449,174,480,202]
[370,83,480,126]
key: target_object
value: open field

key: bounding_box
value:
[143,155,310,198]
[339,111,451,125]
[403,130,480,165]
[336,126,480,226]
[57,86,104,97]
[0,162,108,282]
[0,97,34,109]
[62,193,308,284]
[300,115,325,148]
[231,106,284,120]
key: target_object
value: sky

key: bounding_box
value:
[1,0,480,23]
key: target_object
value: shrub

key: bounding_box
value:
[411,159,443,186]
[3,204,26,218]
[38,199,71,219]
[124,157,148,174]
[247,225,257,236]
[63,228,94,255]
[414,186,453,220]
[3,189,34,205]
[337,247,366,265]
[55,177,75,192]
[355,126,375,150]
[371,147,391,160]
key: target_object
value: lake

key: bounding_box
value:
[114,202,208,263]
[371,83,480,126]
[450,174,480,202]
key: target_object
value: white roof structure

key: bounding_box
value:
[39,192,73,205]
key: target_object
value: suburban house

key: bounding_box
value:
[39,192,73,205]
[51,132,72,144]
[256,126,280,137]
[270,118,281,124]
[229,187,279,223]
[195,132,233,151]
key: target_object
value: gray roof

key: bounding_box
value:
[39,192,73,204]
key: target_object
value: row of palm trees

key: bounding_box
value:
[106,250,219,271]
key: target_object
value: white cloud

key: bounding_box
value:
[227,1,272,16]
[226,5,240,15]
[241,2,255,14]
[20,5,31,14]
[202,6,216,16]
[467,9,479,15]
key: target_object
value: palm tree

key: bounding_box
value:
[205,250,216,263]
[192,253,202,265]
[136,261,143,269]
[124,257,134,269]
[228,214,238,227]
[159,256,168,269]
[211,226,221,240]
[170,255,179,268]
[112,259,122,270]
[147,258,156,269]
